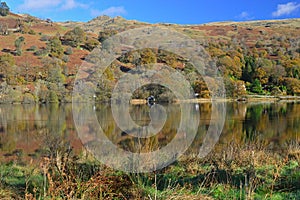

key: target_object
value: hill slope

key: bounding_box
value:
[0,13,300,103]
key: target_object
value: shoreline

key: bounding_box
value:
[1,95,300,105]
[130,95,300,105]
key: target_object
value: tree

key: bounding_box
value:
[283,59,300,78]
[15,36,25,56]
[225,77,247,97]
[0,2,9,16]
[255,67,268,85]
[0,53,15,80]
[48,91,59,103]
[63,27,86,47]
[98,30,118,43]
[47,37,64,59]
[192,79,210,98]
[284,78,300,95]
[269,65,286,85]
[241,56,258,83]
[250,79,264,94]
[43,58,66,84]
[217,55,242,78]
[83,37,100,51]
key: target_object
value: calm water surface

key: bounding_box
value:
[0,102,299,162]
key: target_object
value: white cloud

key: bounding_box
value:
[18,0,62,10]
[272,2,300,17]
[18,0,88,11]
[91,6,127,17]
[239,12,249,18]
[236,11,254,20]
[61,0,88,10]
[61,0,77,10]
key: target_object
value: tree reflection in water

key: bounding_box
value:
[0,102,299,163]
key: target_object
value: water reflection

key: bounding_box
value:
[0,104,81,161]
[95,103,182,151]
[0,102,299,162]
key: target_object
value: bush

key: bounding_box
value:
[63,27,86,47]
[47,64,66,85]
[140,48,157,65]
[34,49,48,56]
[225,78,247,97]
[1,88,23,103]
[15,49,22,56]
[250,79,264,94]
[0,53,15,67]
[84,38,100,51]
[23,93,36,104]
[40,35,50,42]
[284,78,300,95]
[270,86,283,96]
[28,29,36,35]
[15,37,25,55]
[48,91,59,103]
[62,55,69,63]
[27,46,37,51]
[47,37,64,59]
[98,30,118,43]
[64,47,73,55]
[37,83,48,103]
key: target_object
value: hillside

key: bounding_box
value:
[59,15,149,33]
[0,12,300,103]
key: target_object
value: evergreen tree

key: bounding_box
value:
[0,2,9,16]
[242,56,256,83]
[250,79,264,94]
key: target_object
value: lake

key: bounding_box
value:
[0,101,299,164]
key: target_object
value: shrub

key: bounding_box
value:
[62,55,69,63]
[64,47,73,55]
[0,53,15,67]
[47,37,64,59]
[27,46,37,52]
[15,49,22,56]
[140,48,157,65]
[2,88,23,103]
[63,27,86,47]
[28,29,36,35]
[37,83,49,103]
[284,78,300,95]
[34,49,49,56]
[270,86,283,96]
[48,91,59,103]
[98,30,118,43]
[250,79,264,94]
[83,37,100,51]
[47,64,66,84]
[15,36,25,55]
[23,93,36,104]
[40,35,50,42]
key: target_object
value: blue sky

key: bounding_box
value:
[3,0,300,24]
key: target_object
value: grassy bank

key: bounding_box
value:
[0,140,299,199]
